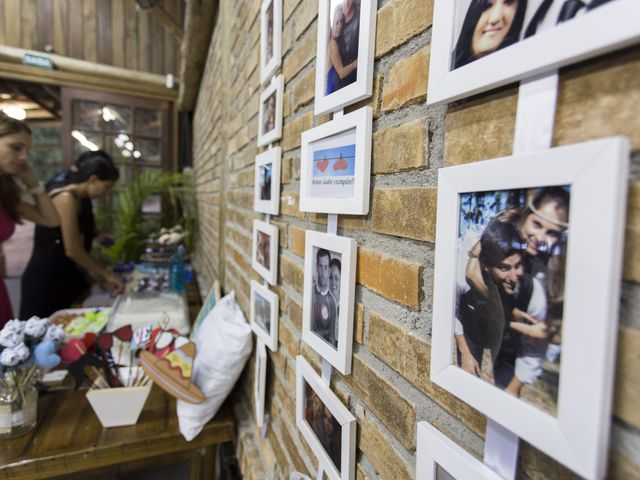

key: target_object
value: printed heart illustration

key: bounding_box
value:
[333,156,348,171]
[316,159,329,172]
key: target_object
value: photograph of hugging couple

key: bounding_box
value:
[324,0,360,96]
[455,185,570,415]
[452,0,617,69]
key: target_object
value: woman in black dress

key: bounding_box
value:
[20,150,123,318]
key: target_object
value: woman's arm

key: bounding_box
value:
[328,40,357,79]
[14,165,59,228]
[465,241,489,296]
[53,193,123,294]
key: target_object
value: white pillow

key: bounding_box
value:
[177,290,253,441]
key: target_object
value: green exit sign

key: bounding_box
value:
[22,53,54,70]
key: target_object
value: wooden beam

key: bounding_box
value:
[178,0,217,112]
[150,4,184,42]
[0,61,177,101]
[8,83,61,119]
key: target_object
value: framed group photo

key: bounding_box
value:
[296,356,356,480]
[302,230,357,375]
[299,106,372,215]
[255,341,268,427]
[260,0,282,85]
[252,219,279,285]
[250,279,279,351]
[258,74,284,147]
[416,422,502,480]
[314,0,377,115]
[430,137,629,480]
[428,0,640,104]
[254,147,282,215]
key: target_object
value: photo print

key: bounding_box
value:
[428,0,639,104]
[304,382,342,470]
[310,129,356,200]
[252,220,279,285]
[257,74,283,147]
[310,246,343,348]
[430,138,629,479]
[452,0,618,70]
[254,147,281,215]
[296,355,356,480]
[324,0,360,96]
[455,185,569,415]
[250,280,279,351]
[260,0,282,84]
[299,106,372,215]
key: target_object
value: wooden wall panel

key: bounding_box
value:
[0,0,182,75]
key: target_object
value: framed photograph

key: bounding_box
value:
[252,220,279,285]
[254,147,281,215]
[302,230,357,375]
[428,0,640,105]
[431,137,629,480]
[300,106,372,215]
[314,0,377,115]
[296,355,356,480]
[416,422,502,480]
[250,280,279,351]
[257,74,284,147]
[254,341,268,427]
[260,0,282,85]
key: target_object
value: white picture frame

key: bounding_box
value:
[300,106,372,215]
[258,74,284,147]
[431,137,629,480]
[428,0,640,105]
[252,219,279,285]
[255,341,268,427]
[260,0,282,85]
[314,0,377,115]
[254,147,282,215]
[296,355,356,480]
[250,280,279,351]
[416,422,502,480]
[302,230,357,375]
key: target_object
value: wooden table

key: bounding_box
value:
[0,385,234,480]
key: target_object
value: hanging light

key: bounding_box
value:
[1,105,27,120]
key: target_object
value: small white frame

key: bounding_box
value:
[296,355,356,480]
[250,280,279,351]
[416,422,502,480]
[254,341,268,427]
[252,219,279,285]
[314,0,377,115]
[260,0,282,85]
[302,230,357,375]
[431,137,629,480]
[300,106,372,215]
[254,147,282,215]
[258,74,284,147]
[428,0,640,105]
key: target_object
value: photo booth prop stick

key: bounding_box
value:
[139,341,204,404]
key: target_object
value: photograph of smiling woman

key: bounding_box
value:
[453,0,527,69]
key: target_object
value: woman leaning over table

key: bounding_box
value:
[0,113,59,327]
[20,150,124,319]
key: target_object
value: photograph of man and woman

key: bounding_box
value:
[304,382,342,471]
[452,0,617,69]
[309,129,356,200]
[324,0,360,96]
[311,246,342,348]
[266,1,274,63]
[262,93,276,137]
[256,230,272,270]
[454,185,569,415]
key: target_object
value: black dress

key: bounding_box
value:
[20,192,95,318]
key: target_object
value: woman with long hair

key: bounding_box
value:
[325,5,358,95]
[453,0,527,69]
[20,150,124,318]
[0,113,59,326]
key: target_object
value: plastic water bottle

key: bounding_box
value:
[170,244,186,293]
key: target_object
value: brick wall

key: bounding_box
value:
[191,0,640,478]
